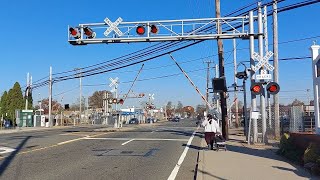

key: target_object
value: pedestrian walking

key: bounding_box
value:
[202,114,221,150]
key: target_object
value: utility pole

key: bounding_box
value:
[258,3,267,144]
[49,66,52,127]
[79,71,82,125]
[233,33,239,128]
[205,60,213,113]
[273,0,280,139]
[25,73,30,110]
[215,0,228,139]
[106,92,109,125]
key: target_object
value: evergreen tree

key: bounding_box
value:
[0,91,8,116]
[7,82,24,121]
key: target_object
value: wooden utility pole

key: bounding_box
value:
[215,0,228,140]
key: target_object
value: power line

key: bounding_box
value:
[31,0,318,89]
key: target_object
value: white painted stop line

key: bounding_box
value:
[0,146,16,154]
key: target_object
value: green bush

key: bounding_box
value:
[304,143,320,164]
[277,133,304,163]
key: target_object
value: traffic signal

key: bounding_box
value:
[69,27,80,39]
[118,99,124,105]
[150,25,158,34]
[136,26,145,35]
[83,27,96,39]
[108,98,113,104]
[139,93,145,97]
[250,82,263,95]
[266,82,280,95]
[64,104,70,110]
[212,77,227,92]
[112,98,118,104]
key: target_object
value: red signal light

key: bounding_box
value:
[69,27,80,39]
[83,27,95,39]
[136,26,145,35]
[266,82,280,95]
[150,25,158,34]
[250,83,263,95]
[112,98,118,104]
[119,99,124,105]
[252,85,261,93]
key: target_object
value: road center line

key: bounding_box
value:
[121,139,135,146]
[167,127,199,180]
[84,137,189,142]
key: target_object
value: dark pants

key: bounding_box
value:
[204,132,216,147]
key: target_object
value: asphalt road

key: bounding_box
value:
[0,118,202,180]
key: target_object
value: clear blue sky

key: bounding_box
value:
[0,0,319,108]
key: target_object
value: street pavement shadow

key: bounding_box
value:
[272,166,316,179]
[196,169,228,180]
[182,144,204,150]
[0,136,31,176]
[227,144,311,178]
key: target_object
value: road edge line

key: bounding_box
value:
[167,127,199,180]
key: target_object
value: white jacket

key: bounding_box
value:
[202,118,220,133]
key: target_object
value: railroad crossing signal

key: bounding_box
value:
[251,51,274,72]
[250,83,263,95]
[104,17,123,37]
[69,27,80,39]
[109,77,119,87]
[266,82,280,95]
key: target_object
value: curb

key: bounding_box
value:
[196,138,206,180]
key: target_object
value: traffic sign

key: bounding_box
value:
[255,70,272,80]
[104,17,123,37]
[251,51,274,72]
[109,77,119,87]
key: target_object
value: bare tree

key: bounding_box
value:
[89,91,112,108]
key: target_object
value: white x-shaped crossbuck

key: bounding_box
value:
[104,17,123,37]
[109,77,119,88]
[251,51,274,72]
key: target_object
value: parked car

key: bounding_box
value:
[129,118,139,124]
[172,117,180,122]
[146,118,156,123]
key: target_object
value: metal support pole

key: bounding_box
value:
[49,67,52,127]
[206,61,211,113]
[258,3,267,144]
[264,5,272,131]
[215,64,219,110]
[233,34,239,128]
[106,92,109,125]
[79,73,82,125]
[273,0,280,139]
[249,10,258,143]
[243,79,248,138]
[25,73,30,110]
[215,0,228,140]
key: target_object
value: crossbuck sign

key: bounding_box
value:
[109,77,119,87]
[104,17,123,37]
[251,51,274,72]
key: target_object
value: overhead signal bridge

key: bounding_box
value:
[68,15,253,45]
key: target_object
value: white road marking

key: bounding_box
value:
[151,131,155,133]
[57,137,86,145]
[84,137,189,142]
[167,127,199,180]
[121,139,135,146]
[0,146,16,154]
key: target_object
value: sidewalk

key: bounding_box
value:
[196,133,314,180]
